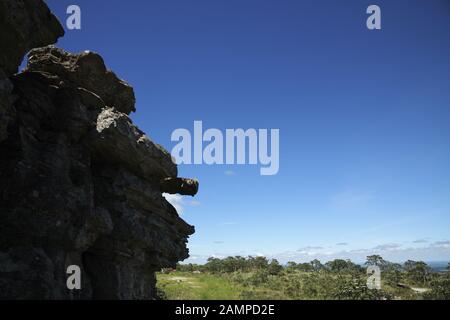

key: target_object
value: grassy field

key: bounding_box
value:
[157,272,287,300]
[157,271,431,300]
[157,257,448,300]
[157,272,243,300]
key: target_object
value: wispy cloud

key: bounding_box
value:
[432,240,450,247]
[336,242,348,246]
[413,238,429,244]
[330,190,373,210]
[295,246,325,256]
[184,241,450,265]
[297,246,323,251]
[224,170,236,176]
[264,243,450,264]
[372,243,401,251]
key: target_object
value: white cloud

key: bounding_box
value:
[163,193,201,215]
[298,246,324,250]
[183,242,450,265]
[267,243,450,264]
[163,193,185,214]
[432,240,450,248]
[372,243,402,251]
[296,246,324,255]
[413,238,429,244]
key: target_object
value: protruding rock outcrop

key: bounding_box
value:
[0,0,64,76]
[0,0,63,144]
[27,46,136,115]
[0,0,197,299]
[160,178,199,196]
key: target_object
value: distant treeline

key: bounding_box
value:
[176,255,446,281]
[168,255,450,300]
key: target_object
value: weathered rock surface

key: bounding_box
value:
[0,70,15,143]
[0,0,197,299]
[27,46,136,115]
[0,0,62,144]
[160,178,199,196]
[0,0,64,76]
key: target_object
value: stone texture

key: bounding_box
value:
[0,0,64,76]
[87,108,176,179]
[0,0,197,300]
[160,178,199,196]
[0,70,15,143]
[27,46,136,115]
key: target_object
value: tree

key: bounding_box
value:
[286,261,297,270]
[297,263,313,272]
[267,259,283,275]
[326,259,359,273]
[248,256,269,270]
[205,257,223,273]
[365,255,386,268]
[310,259,324,272]
[383,262,402,285]
[404,260,432,284]
[222,256,239,273]
[234,256,247,272]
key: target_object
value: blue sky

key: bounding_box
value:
[45,0,450,263]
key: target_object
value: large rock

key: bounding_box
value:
[0,0,64,76]
[88,108,177,179]
[0,70,15,143]
[27,46,136,115]
[160,177,199,196]
[0,0,62,143]
[0,0,197,300]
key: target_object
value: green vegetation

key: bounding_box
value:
[157,272,245,300]
[156,257,450,300]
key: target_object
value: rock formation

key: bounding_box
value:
[0,0,197,299]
